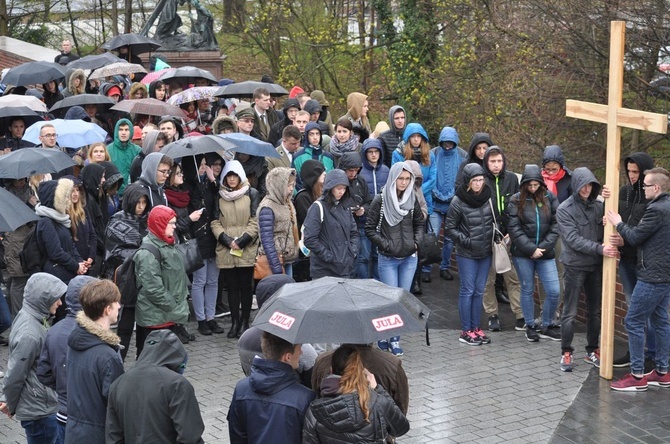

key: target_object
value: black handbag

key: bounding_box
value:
[418,219,442,265]
[176,239,204,274]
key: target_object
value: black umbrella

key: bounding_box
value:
[214,81,289,98]
[0,147,76,179]
[66,52,126,70]
[252,277,431,344]
[160,135,238,159]
[0,187,38,232]
[101,33,161,55]
[0,106,44,137]
[218,133,281,159]
[159,66,218,86]
[2,61,66,87]
[49,94,115,118]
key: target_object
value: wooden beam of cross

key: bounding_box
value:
[565,21,667,380]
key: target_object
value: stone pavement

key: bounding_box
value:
[0,269,667,443]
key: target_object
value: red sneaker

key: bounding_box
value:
[610,374,648,392]
[645,370,670,388]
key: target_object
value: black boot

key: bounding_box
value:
[410,275,422,295]
[239,317,250,336]
[227,317,239,339]
[197,320,212,336]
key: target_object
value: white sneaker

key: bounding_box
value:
[251,295,258,310]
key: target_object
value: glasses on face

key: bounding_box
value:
[41,133,57,138]
[157,169,172,176]
[642,182,655,188]
[176,172,184,177]
[167,221,177,226]
[544,167,560,174]
[471,178,484,183]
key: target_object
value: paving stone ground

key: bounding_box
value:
[0,269,666,443]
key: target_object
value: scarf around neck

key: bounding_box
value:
[219,183,250,202]
[35,204,72,227]
[164,187,191,208]
[381,163,416,227]
[541,168,566,196]
[456,182,492,208]
[329,135,359,158]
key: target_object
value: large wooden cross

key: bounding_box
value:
[566,21,668,379]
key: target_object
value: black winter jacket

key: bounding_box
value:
[365,194,423,259]
[302,376,409,444]
[616,192,670,283]
[618,152,654,263]
[506,190,560,259]
[483,146,519,234]
[542,145,573,203]
[378,105,406,168]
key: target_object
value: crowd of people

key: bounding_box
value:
[0,36,667,442]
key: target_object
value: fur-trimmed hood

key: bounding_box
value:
[129,82,147,99]
[37,178,74,214]
[69,310,121,349]
[212,115,237,134]
[67,69,86,95]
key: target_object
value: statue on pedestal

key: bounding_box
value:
[140,0,218,51]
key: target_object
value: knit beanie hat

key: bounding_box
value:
[147,205,176,245]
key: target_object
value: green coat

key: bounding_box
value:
[133,233,190,327]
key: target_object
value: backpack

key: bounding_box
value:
[19,220,47,275]
[114,244,161,307]
[299,201,324,257]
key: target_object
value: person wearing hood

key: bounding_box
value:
[506,165,561,343]
[63,175,97,278]
[80,163,107,270]
[129,129,169,182]
[340,92,371,133]
[427,126,467,283]
[137,152,171,209]
[379,105,407,168]
[107,118,141,196]
[405,159,428,295]
[293,160,326,282]
[100,160,124,217]
[43,80,64,109]
[237,275,317,385]
[106,330,205,444]
[310,90,334,136]
[210,160,259,338]
[292,122,335,192]
[445,163,495,346]
[35,179,88,284]
[257,167,301,277]
[228,331,316,443]
[63,105,91,123]
[338,151,372,279]
[303,169,358,280]
[65,279,124,443]
[164,162,202,243]
[606,167,670,391]
[235,150,268,199]
[556,167,619,372]
[37,275,98,439]
[609,152,656,368]
[133,205,192,356]
[62,68,86,98]
[211,114,238,135]
[104,183,150,361]
[0,273,66,442]
[365,162,423,356]
[148,80,167,102]
[359,137,390,199]
[455,132,493,189]
[480,145,523,332]
[329,118,361,168]
[268,98,301,146]
[541,145,573,203]
[302,345,409,443]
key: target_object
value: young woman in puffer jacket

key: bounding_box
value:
[211,161,260,338]
[302,345,409,443]
[445,163,495,346]
[506,164,561,343]
[365,162,423,357]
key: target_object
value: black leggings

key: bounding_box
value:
[117,306,140,362]
[221,267,254,320]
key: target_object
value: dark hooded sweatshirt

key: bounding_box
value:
[618,152,654,263]
[482,145,519,233]
[542,144,573,203]
[379,105,407,168]
[338,150,372,229]
[455,132,493,189]
[137,152,169,210]
[80,163,107,257]
[107,330,205,444]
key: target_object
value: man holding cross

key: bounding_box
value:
[607,167,670,391]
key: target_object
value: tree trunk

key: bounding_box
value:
[124,0,132,33]
[0,0,7,36]
[111,0,119,36]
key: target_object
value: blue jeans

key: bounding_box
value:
[191,257,219,321]
[378,253,417,291]
[356,227,372,279]
[22,415,59,444]
[56,421,65,444]
[422,211,454,273]
[561,266,601,354]
[512,257,560,328]
[0,286,11,335]
[456,255,491,331]
[625,280,670,375]
[619,260,656,357]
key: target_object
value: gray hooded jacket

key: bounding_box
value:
[137,152,169,209]
[1,273,67,420]
[556,167,604,269]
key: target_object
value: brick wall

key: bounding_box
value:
[0,51,34,70]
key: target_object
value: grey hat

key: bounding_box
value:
[236,108,256,120]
